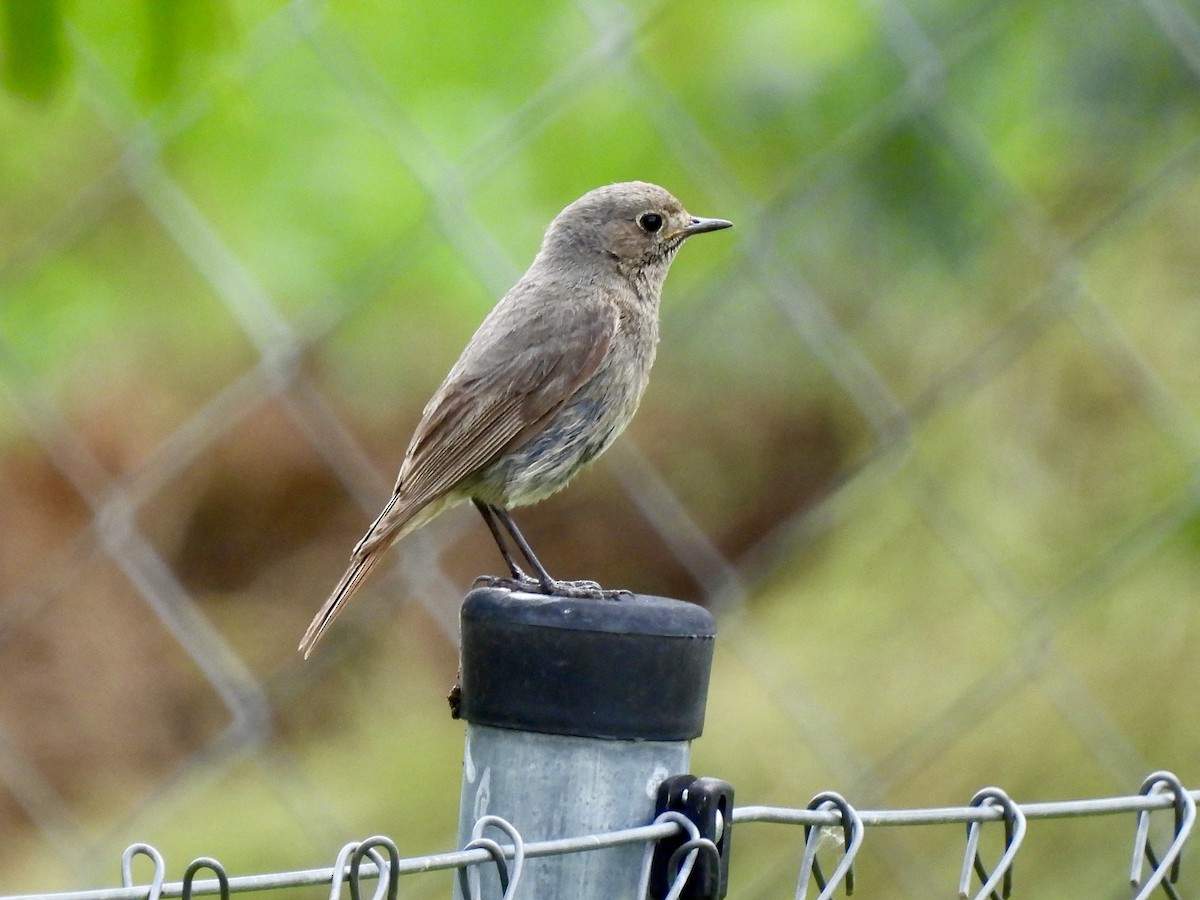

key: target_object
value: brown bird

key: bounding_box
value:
[299,182,731,656]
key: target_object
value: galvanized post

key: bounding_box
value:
[452,585,716,899]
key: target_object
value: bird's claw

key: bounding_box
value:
[473,573,545,593]
[473,574,631,600]
[543,579,632,600]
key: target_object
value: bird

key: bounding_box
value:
[299,181,731,657]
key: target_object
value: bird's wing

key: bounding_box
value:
[356,279,619,554]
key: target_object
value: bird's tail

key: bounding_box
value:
[298,491,459,658]
[298,549,386,658]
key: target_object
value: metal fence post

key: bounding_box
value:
[451,585,716,899]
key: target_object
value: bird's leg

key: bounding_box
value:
[478,503,630,601]
[472,501,544,592]
[489,505,559,594]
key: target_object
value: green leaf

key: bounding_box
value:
[1,0,70,102]
[138,0,235,101]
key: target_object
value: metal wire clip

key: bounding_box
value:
[180,858,230,900]
[637,810,718,900]
[958,786,1026,900]
[327,836,400,900]
[1130,771,1195,900]
[120,844,166,900]
[459,814,525,900]
[795,791,863,900]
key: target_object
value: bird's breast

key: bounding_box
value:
[469,303,658,508]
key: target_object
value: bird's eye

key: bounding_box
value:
[638,213,664,233]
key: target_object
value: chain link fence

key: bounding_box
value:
[1,775,1197,899]
[2,0,1200,896]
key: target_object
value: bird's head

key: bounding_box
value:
[539,181,731,284]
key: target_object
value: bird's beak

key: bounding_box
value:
[681,215,733,238]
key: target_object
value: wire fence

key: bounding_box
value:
[2,0,1200,896]
[2,773,1196,900]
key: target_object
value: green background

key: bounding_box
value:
[1,0,1200,896]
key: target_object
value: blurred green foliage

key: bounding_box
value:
[1,0,70,101]
[1,0,235,102]
[1,1,1199,897]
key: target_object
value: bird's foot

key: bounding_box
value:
[546,579,633,600]
[473,573,631,600]
[473,571,545,593]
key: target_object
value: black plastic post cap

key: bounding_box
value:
[457,586,716,741]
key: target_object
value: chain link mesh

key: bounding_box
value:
[2,0,1199,896]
